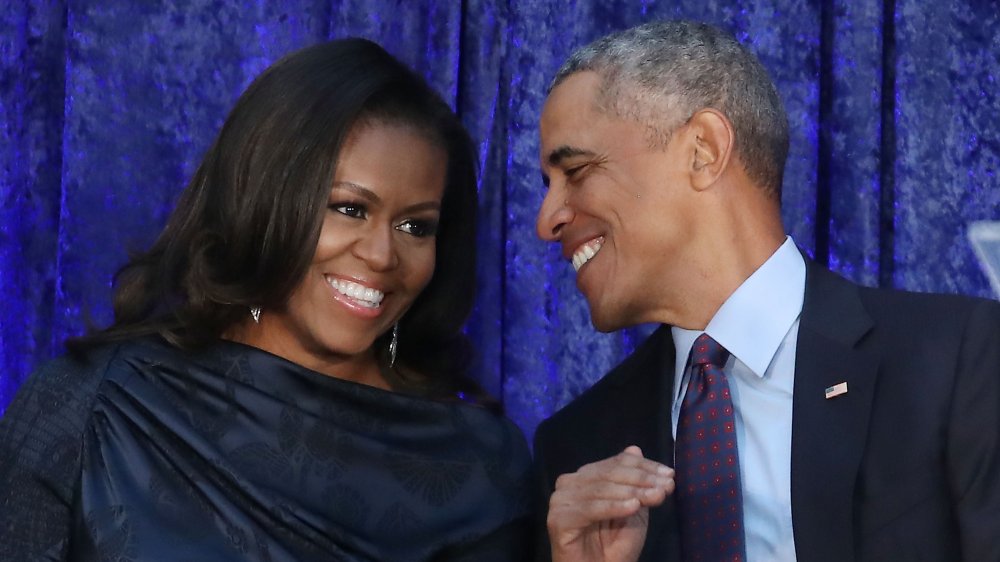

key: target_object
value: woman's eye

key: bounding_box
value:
[332,203,366,219]
[396,219,438,238]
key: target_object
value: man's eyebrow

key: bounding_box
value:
[547,145,596,166]
[332,181,381,204]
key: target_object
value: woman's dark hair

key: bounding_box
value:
[70,39,483,401]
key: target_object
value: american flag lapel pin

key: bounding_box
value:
[825,381,848,399]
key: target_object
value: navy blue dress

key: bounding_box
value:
[0,337,532,561]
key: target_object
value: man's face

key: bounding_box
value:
[536,72,699,331]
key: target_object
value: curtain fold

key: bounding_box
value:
[2,0,997,439]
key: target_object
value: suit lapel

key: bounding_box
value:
[790,262,879,562]
[600,325,677,463]
[603,326,681,560]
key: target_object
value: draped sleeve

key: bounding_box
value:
[0,338,534,561]
[0,346,120,561]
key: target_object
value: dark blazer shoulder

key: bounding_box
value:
[531,326,681,562]
[536,325,673,436]
[805,257,995,318]
[801,258,998,342]
[533,325,677,488]
[793,260,1000,561]
[858,280,997,322]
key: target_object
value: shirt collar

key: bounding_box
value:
[671,236,805,378]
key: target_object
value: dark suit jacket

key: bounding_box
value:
[533,260,1000,561]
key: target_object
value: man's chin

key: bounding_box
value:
[587,305,631,333]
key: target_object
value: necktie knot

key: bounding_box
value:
[691,333,729,368]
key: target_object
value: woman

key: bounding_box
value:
[0,39,532,560]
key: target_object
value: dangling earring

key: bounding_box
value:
[250,307,261,324]
[388,323,399,367]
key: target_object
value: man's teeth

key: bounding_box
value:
[572,237,604,272]
[327,278,385,308]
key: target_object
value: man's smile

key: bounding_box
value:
[571,236,604,272]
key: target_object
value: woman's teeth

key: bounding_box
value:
[327,277,384,307]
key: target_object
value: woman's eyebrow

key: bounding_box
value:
[332,181,380,203]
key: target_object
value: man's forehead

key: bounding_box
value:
[543,71,603,114]
[539,72,604,156]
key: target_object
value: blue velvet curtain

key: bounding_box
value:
[2,1,998,441]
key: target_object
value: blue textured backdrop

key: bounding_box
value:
[2,0,998,441]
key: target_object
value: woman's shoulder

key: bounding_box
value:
[41,338,142,388]
[1,338,151,433]
[445,399,533,482]
[443,404,534,546]
[0,337,170,559]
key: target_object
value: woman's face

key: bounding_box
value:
[249,121,446,383]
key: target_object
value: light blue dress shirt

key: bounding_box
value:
[671,236,805,561]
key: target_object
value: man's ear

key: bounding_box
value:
[686,109,734,191]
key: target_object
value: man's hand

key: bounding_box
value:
[547,445,675,562]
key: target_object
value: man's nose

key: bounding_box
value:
[536,185,574,242]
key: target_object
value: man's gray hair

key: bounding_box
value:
[551,20,789,198]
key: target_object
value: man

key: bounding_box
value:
[532,20,1000,562]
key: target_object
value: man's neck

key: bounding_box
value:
[660,228,787,330]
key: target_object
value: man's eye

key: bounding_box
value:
[565,164,588,179]
[396,219,438,238]
[332,204,366,219]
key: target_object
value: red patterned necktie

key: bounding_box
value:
[675,333,746,562]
